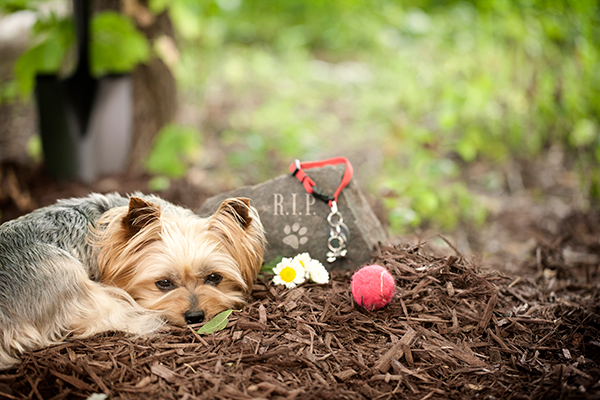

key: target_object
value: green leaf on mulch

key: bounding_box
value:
[196,310,233,335]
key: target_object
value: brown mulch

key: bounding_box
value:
[2,162,600,399]
[1,231,599,399]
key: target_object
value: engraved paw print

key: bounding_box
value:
[282,222,308,250]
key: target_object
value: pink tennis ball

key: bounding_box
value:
[351,265,396,310]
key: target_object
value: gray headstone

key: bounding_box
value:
[198,165,388,270]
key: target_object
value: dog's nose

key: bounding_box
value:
[184,310,205,325]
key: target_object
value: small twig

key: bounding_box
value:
[437,234,464,258]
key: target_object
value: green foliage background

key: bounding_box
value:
[4,0,600,234]
[167,0,599,232]
[2,3,149,95]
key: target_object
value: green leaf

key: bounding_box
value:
[0,0,31,13]
[261,256,284,275]
[14,16,74,95]
[197,310,234,335]
[570,119,597,147]
[389,207,420,232]
[14,10,149,94]
[414,190,440,215]
[144,124,202,178]
[148,0,170,14]
[91,11,150,76]
[456,138,477,162]
[148,175,171,192]
[169,1,203,39]
[0,79,19,105]
[26,135,42,163]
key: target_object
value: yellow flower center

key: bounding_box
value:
[280,266,297,283]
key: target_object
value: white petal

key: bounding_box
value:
[306,259,329,284]
[272,275,286,286]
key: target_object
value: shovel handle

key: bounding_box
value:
[72,0,90,74]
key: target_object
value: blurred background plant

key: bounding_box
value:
[1,0,598,237]
[3,0,150,96]
[144,123,202,191]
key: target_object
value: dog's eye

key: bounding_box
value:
[204,273,223,285]
[155,279,177,291]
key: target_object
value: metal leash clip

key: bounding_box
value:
[326,201,349,263]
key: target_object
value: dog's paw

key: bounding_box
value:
[282,223,308,250]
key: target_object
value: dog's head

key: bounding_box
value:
[95,196,265,326]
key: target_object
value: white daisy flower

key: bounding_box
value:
[292,253,313,278]
[305,259,330,284]
[272,257,306,289]
[292,253,330,284]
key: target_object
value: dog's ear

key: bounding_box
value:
[122,197,160,238]
[214,198,253,230]
[210,197,265,293]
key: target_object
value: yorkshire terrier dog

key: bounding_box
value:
[0,193,265,369]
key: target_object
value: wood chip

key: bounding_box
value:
[150,363,179,383]
[374,328,417,373]
[334,369,358,381]
[477,291,498,334]
[49,370,94,391]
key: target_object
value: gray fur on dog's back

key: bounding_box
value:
[0,194,128,313]
[0,193,127,279]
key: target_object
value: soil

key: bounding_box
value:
[1,161,599,399]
